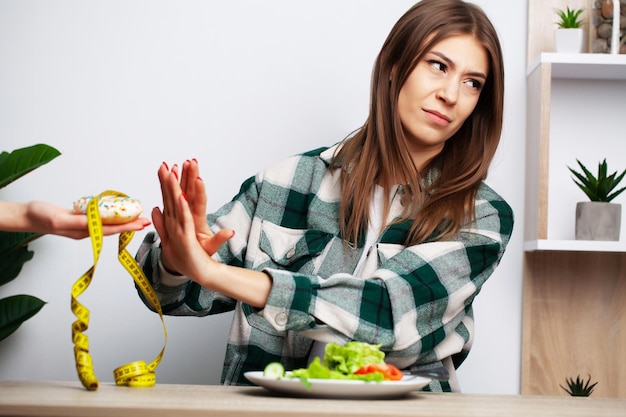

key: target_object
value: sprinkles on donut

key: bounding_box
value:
[72,195,143,225]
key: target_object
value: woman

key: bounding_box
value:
[137,0,513,392]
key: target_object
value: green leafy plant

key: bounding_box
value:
[568,159,626,202]
[0,143,61,341]
[560,374,598,397]
[555,6,584,29]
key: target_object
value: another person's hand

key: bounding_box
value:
[0,200,151,239]
[152,161,234,275]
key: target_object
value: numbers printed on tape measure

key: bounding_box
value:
[71,190,167,391]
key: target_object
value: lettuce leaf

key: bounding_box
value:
[322,341,385,374]
[287,341,387,389]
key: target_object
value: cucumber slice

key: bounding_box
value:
[263,362,285,378]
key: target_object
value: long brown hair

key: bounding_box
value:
[331,0,505,246]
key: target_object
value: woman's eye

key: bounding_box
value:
[428,60,446,72]
[465,79,483,90]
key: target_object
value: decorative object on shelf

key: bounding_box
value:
[560,374,599,396]
[590,0,625,54]
[568,159,626,241]
[555,6,585,53]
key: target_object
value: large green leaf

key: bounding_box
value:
[0,294,46,342]
[0,245,35,286]
[0,231,40,253]
[0,143,59,342]
[0,144,61,189]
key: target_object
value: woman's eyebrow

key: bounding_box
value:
[429,51,487,80]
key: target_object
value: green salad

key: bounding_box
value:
[263,341,403,389]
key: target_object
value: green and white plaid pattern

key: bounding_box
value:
[136,144,514,392]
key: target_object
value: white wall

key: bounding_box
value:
[0,0,526,394]
[547,78,626,240]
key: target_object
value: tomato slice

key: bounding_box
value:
[385,364,403,380]
[354,363,403,381]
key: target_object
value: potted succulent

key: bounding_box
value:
[568,158,626,241]
[0,144,60,341]
[554,6,585,53]
[560,374,599,397]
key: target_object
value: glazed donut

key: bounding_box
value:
[73,195,143,225]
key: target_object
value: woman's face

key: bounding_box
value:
[397,34,488,169]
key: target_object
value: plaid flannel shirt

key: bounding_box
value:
[136,144,513,392]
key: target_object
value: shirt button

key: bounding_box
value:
[275,311,288,326]
[285,248,296,259]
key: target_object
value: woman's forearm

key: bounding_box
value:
[200,261,272,308]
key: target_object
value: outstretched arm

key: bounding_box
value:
[152,160,271,308]
[0,200,151,239]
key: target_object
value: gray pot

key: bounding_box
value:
[575,202,621,241]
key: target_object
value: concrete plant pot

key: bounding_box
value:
[575,201,621,241]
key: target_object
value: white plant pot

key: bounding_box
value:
[554,28,584,53]
[575,201,621,241]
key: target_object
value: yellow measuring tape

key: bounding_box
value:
[71,190,167,391]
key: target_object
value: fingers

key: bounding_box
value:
[160,162,186,222]
[181,159,202,214]
[176,191,195,232]
[158,158,208,232]
[151,207,167,243]
[158,162,174,217]
[180,161,190,198]
[164,159,209,233]
[184,160,209,229]
[201,228,235,255]
[180,159,196,198]
[152,205,181,274]
[100,217,152,236]
[192,175,208,223]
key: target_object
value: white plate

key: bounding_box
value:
[244,371,430,399]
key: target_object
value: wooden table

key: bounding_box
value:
[1,380,625,417]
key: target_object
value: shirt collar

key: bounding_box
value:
[318,143,342,166]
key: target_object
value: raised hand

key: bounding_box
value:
[152,161,234,275]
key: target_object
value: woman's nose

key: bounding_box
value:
[436,80,459,104]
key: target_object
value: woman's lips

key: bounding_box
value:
[423,109,451,126]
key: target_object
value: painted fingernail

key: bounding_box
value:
[182,192,187,200]
[163,161,169,170]
[192,158,198,163]
[197,177,203,182]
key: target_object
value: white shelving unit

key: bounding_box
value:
[522,50,626,398]
[522,0,626,399]
[524,53,626,253]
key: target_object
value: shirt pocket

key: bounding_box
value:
[257,220,334,273]
[242,302,287,337]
